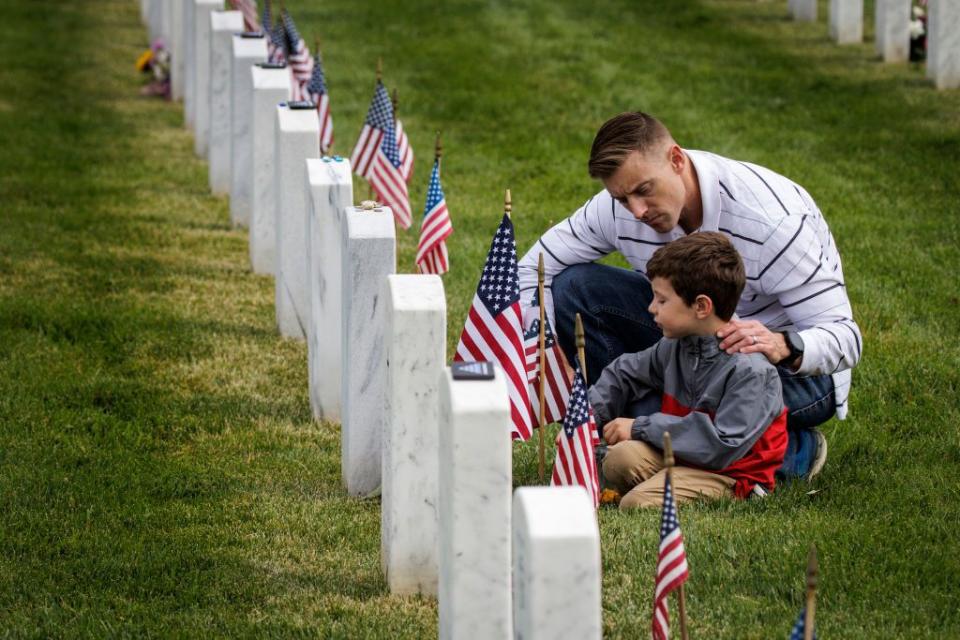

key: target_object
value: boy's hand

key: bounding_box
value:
[603,418,634,445]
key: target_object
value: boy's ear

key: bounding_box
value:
[694,294,714,319]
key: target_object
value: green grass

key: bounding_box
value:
[1,0,958,636]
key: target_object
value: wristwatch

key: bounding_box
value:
[779,331,805,365]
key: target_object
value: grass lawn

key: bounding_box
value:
[1,0,958,637]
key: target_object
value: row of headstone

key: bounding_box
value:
[143,1,603,636]
[791,0,958,89]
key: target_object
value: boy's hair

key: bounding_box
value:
[588,112,672,179]
[646,232,745,321]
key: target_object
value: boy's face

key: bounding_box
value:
[648,276,701,338]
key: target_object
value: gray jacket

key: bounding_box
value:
[589,335,784,472]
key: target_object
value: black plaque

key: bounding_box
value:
[451,361,495,381]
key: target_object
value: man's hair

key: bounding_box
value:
[588,112,673,179]
[646,232,745,321]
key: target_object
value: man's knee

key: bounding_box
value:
[618,486,662,511]
[552,263,600,309]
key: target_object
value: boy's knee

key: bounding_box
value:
[618,487,662,511]
[602,440,659,492]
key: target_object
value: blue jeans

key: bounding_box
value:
[553,263,836,432]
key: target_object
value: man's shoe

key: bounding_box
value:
[777,428,827,481]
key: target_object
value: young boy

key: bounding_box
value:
[589,232,787,510]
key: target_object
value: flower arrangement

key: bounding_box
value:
[909,0,927,62]
[137,38,171,98]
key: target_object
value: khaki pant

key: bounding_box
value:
[602,440,735,510]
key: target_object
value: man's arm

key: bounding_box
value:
[587,341,666,430]
[631,362,783,470]
[721,212,862,376]
[517,191,618,327]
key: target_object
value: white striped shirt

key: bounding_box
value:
[518,149,862,419]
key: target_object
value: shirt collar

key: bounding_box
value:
[685,150,721,233]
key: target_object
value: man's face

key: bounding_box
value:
[602,147,686,233]
[648,276,699,339]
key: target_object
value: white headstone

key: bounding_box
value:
[438,365,513,640]
[513,487,602,640]
[791,0,817,22]
[249,63,291,275]
[875,0,910,62]
[381,274,446,597]
[229,33,268,227]
[169,0,185,100]
[927,0,960,89]
[829,0,863,44]
[192,0,223,157]
[148,0,164,42]
[274,103,320,339]
[927,0,941,79]
[142,0,151,25]
[306,157,353,422]
[208,10,243,196]
[183,0,197,129]
[341,205,396,497]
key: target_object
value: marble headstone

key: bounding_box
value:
[183,0,197,129]
[513,487,602,640]
[169,0,185,100]
[438,365,513,640]
[274,103,320,339]
[306,157,353,422]
[829,0,863,44]
[208,10,244,196]
[148,0,164,42]
[381,274,446,597]
[341,205,396,497]
[192,0,223,157]
[248,64,291,275]
[875,0,910,63]
[927,0,960,89]
[791,0,817,22]
[229,33,267,227]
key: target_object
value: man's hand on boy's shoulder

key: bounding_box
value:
[716,319,792,365]
[603,418,635,444]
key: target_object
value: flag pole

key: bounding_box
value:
[391,88,399,125]
[537,253,547,482]
[804,545,818,640]
[662,432,689,640]
[575,313,587,384]
[504,188,511,219]
[434,131,442,175]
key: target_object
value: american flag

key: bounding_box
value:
[266,10,286,64]
[652,472,690,640]
[305,50,333,154]
[350,81,412,228]
[281,10,313,98]
[395,118,414,183]
[550,367,600,507]
[415,159,452,275]
[228,0,260,31]
[788,608,816,640]
[523,305,572,427]
[454,213,532,440]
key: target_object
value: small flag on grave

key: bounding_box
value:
[281,9,313,100]
[454,194,532,440]
[350,79,412,228]
[266,10,286,64]
[550,366,599,507]
[652,434,690,640]
[523,295,572,426]
[391,90,414,183]
[415,138,452,275]
[305,45,333,154]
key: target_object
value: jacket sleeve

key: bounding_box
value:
[517,191,619,327]
[630,362,782,470]
[587,341,666,429]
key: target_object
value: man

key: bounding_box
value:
[517,112,862,479]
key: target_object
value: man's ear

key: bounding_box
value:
[694,294,714,319]
[668,143,685,174]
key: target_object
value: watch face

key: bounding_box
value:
[786,331,804,355]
